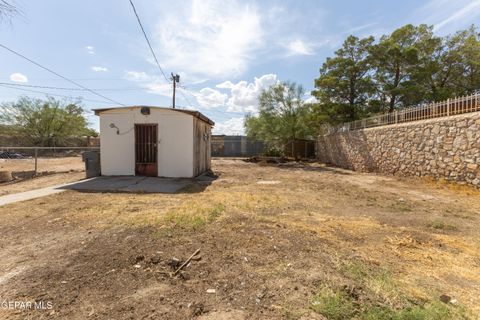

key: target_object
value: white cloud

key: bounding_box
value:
[154,0,262,78]
[124,71,151,82]
[91,66,108,72]
[85,46,95,54]
[216,74,279,113]
[212,117,245,135]
[286,39,314,56]
[9,73,28,83]
[124,70,171,97]
[304,92,318,104]
[194,88,227,109]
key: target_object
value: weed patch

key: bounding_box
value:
[389,201,413,212]
[429,220,457,231]
[163,202,226,230]
[311,287,467,320]
[311,288,356,320]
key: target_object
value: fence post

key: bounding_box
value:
[447,98,450,116]
[34,147,38,176]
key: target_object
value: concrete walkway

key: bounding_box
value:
[0,176,201,207]
[0,179,93,207]
[61,176,193,193]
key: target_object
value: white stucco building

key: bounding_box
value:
[93,106,214,178]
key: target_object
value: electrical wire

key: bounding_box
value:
[127,0,244,125]
[0,43,126,106]
[0,84,112,104]
[0,82,145,91]
[0,77,131,81]
[128,0,169,83]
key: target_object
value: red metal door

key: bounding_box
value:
[134,124,158,176]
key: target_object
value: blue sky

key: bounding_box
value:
[1,0,480,134]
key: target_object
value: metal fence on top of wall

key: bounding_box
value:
[335,91,480,132]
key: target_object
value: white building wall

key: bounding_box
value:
[98,107,194,177]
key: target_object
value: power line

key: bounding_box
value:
[0,77,130,81]
[127,0,243,122]
[0,82,144,91]
[128,0,169,83]
[0,84,112,104]
[177,87,196,108]
[0,77,132,81]
[0,43,126,106]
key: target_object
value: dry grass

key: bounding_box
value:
[0,159,479,319]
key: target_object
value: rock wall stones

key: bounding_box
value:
[317,112,480,187]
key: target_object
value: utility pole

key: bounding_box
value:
[171,73,180,109]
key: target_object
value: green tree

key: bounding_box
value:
[310,23,479,128]
[453,26,480,94]
[312,35,375,123]
[412,33,459,101]
[369,24,436,112]
[412,26,480,101]
[0,96,96,146]
[245,82,314,144]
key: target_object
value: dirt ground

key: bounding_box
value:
[0,157,85,196]
[0,159,479,319]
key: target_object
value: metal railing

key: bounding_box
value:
[336,91,480,132]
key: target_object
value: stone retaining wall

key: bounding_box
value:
[317,112,480,187]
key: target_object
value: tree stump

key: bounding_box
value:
[0,171,13,182]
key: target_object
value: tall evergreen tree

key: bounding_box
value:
[312,35,375,123]
[369,24,436,112]
[453,26,480,94]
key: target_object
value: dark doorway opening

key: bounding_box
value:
[134,124,158,176]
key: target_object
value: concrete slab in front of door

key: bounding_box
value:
[60,176,192,194]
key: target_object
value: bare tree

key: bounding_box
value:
[0,0,21,24]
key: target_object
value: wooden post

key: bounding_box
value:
[172,75,176,109]
[447,98,450,116]
[34,148,38,176]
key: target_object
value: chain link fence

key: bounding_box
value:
[211,136,316,159]
[0,147,98,181]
